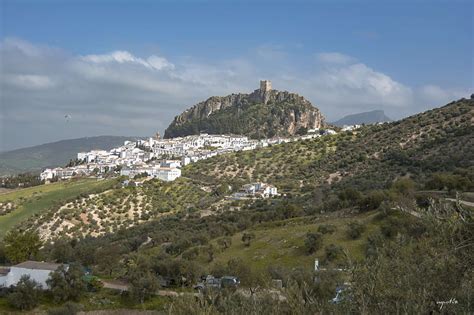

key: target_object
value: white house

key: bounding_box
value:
[234,182,279,199]
[0,261,65,289]
[40,168,55,181]
[153,167,181,181]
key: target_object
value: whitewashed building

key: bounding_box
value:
[40,168,55,181]
[152,167,181,181]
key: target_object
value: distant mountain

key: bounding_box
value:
[164,81,325,139]
[331,110,392,127]
[0,136,139,176]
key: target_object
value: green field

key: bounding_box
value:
[0,179,116,238]
[203,211,385,271]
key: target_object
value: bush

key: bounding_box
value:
[304,232,324,254]
[325,244,344,262]
[346,222,365,239]
[46,263,86,303]
[317,224,336,235]
[7,275,40,310]
[358,191,386,212]
[242,232,256,247]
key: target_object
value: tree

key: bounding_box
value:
[347,222,365,239]
[304,232,323,254]
[4,230,41,264]
[217,237,232,250]
[241,232,255,247]
[358,191,386,212]
[46,263,86,303]
[125,254,159,303]
[7,275,40,310]
[324,244,344,262]
[51,239,74,263]
[129,272,159,304]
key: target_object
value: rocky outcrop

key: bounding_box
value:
[164,83,325,139]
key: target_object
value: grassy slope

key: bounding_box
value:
[0,179,115,238]
[188,210,392,272]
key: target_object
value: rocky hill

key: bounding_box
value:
[332,109,392,127]
[164,81,325,139]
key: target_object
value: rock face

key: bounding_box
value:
[164,81,325,139]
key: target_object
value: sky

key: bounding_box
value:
[0,0,472,151]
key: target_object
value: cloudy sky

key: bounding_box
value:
[0,1,472,151]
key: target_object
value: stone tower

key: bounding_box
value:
[259,80,272,104]
[260,80,272,93]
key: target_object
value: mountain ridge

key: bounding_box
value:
[331,109,392,127]
[0,136,141,176]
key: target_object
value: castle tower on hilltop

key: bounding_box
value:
[259,80,272,104]
[260,80,272,93]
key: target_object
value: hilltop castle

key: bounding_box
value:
[260,80,272,93]
[259,80,272,103]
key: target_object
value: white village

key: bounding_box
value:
[40,130,341,184]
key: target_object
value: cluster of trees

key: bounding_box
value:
[0,173,42,189]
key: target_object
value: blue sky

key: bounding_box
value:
[1,0,472,150]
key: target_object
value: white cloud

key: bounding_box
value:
[4,74,56,89]
[81,50,174,71]
[0,38,469,150]
[316,52,355,65]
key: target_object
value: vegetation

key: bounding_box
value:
[7,275,40,311]
[0,178,116,238]
[23,177,216,238]
[165,92,322,139]
[3,230,42,263]
[0,173,43,189]
[47,264,87,303]
[0,98,472,312]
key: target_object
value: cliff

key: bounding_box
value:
[164,82,325,139]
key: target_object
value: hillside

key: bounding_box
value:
[0,136,139,176]
[0,178,116,238]
[164,81,324,139]
[0,98,472,313]
[331,109,392,126]
[184,97,473,200]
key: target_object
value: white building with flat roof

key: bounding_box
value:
[0,261,65,289]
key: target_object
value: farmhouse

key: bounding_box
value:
[0,261,65,289]
[232,182,279,199]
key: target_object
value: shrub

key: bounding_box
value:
[317,224,336,235]
[346,222,365,239]
[325,244,344,262]
[304,232,324,254]
[7,275,40,310]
